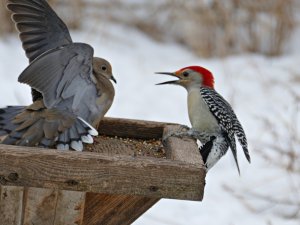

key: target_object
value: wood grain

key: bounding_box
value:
[98,117,173,139]
[20,188,85,225]
[82,193,159,225]
[163,124,206,200]
[163,125,204,164]
[0,145,203,200]
[0,186,23,225]
[22,188,58,225]
[53,190,85,225]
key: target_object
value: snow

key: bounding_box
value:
[0,22,299,225]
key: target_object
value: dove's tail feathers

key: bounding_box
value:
[0,106,25,136]
[0,102,98,151]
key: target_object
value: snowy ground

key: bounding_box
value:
[0,22,299,225]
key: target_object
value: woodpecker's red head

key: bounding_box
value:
[156,66,215,89]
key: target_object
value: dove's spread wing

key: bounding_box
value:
[12,43,101,150]
[18,43,95,112]
[7,0,72,62]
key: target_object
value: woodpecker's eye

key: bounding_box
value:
[183,71,189,77]
[101,65,107,71]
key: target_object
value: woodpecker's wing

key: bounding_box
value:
[7,0,72,62]
[200,87,251,165]
[18,43,95,113]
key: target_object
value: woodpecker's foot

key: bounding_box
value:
[163,127,204,143]
[162,125,189,143]
[186,129,207,140]
[178,125,190,131]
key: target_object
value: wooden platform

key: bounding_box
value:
[0,117,206,225]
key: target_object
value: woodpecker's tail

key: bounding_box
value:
[225,134,241,175]
[0,102,98,151]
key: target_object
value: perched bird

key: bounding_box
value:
[0,0,116,151]
[157,66,250,173]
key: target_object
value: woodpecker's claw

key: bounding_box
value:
[179,125,190,131]
[162,126,205,143]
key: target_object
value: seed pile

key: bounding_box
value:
[85,135,166,159]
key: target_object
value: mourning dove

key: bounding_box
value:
[0,0,116,151]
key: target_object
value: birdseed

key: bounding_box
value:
[85,135,166,159]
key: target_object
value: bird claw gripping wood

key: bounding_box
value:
[163,126,206,143]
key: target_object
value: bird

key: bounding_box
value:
[156,66,250,173]
[0,0,116,151]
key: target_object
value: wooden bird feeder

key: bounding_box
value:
[0,117,206,225]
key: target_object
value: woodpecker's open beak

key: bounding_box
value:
[155,72,180,85]
[111,75,117,84]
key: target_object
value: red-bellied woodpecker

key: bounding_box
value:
[157,66,250,173]
[0,0,116,151]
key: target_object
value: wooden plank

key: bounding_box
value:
[0,145,204,200]
[163,125,204,164]
[53,190,85,225]
[82,193,159,225]
[163,125,206,200]
[22,187,58,225]
[21,188,85,225]
[98,117,172,139]
[0,186,23,225]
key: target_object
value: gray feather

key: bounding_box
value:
[7,0,72,62]
[18,43,94,109]
[7,0,73,101]
[58,130,69,144]
[2,136,19,145]
[74,120,88,136]
[69,126,80,141]
[40,138,54,148]
[0,106,25,135]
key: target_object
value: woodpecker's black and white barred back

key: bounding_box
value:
[200,87,250,173]
[200,88,250,158]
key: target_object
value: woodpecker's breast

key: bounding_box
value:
[187,88,219,133]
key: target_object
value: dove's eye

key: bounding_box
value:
[101,65,107,71]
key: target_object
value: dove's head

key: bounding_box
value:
[92,57,116,83]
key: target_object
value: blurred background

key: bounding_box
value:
[0,0,299,224]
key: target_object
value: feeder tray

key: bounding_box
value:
[0,117,206,225]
